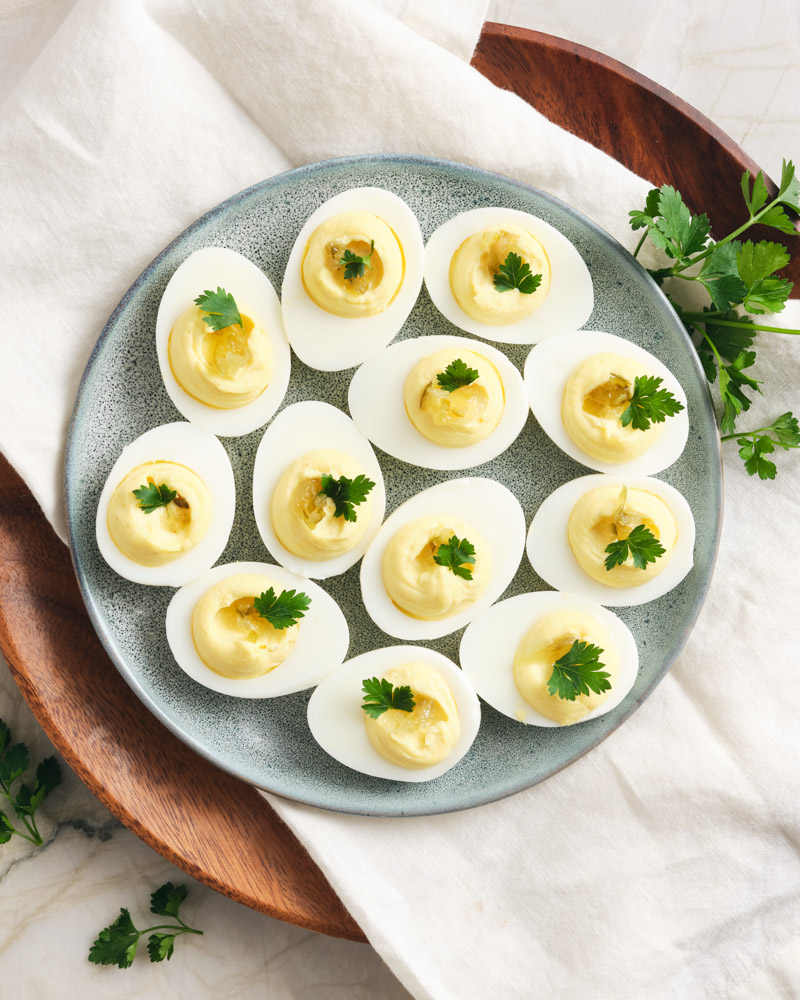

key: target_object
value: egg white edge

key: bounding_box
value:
[360,477,526,640]
[280,187,425,371]
[95,422,236,587]
[524,330,690,475]
[251,400,387,579]
[347,334,529,470]
[307,645,481,782]
[165,560,350,698]
[423,206,594,345]
[459,591,639,727]
[155,247,291,436]
[526,473,696,607]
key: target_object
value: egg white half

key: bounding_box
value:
[459,591,639,726]
[348,334,529,470]
[252,401,386,579]
[360,477,526,640]
[424,206,594,344]
[526,474,695,606]
[524,330,690,475]
[155,247,291,436]
[95,422,235,587]
[165,561,349,698]
[307,645,480,782]
[281,187,424,371]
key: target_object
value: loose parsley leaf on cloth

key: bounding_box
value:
[361,677,416,719]
[0,717,61,847]
[546,641,611,702]
[194,286,243,331]
[619,375,685,431]
[604,524,666,571]
[132,481,177,513]
[318,473,376,522]
[436,358,480,393]
[89,882,202,970]
[253,588,311,630]
[728,412,800,480]
[433,535,476,580]
[339,241,374,281]
[492,252,542,294]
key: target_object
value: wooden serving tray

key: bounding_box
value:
[1,24,796,943]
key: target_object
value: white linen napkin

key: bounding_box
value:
[2,2,798,998]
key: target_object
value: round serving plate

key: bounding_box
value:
[64,151,721,816]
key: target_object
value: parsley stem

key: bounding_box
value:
[140,923,203,936]
[633,232,648,258]
[684,314,800,335]
[720,424,795,442]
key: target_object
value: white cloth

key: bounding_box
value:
[1,2,798,998]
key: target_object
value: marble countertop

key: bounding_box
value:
[1,2,797,997]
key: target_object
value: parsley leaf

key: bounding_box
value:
[436,358,480,393]
[339,241,374,281]
[433,535,476,580]
[132,481,177,514]
[619,375,684,431]
[89,882,202,970]
[604,524,666,571]
[730,412,800,480]
[492,252,542,294]
[699,242,747,311]
[546,641,612,701]
[0,717,61,847]
[318,473,376,523]
[252,588,311,630]
[777,158,800,212]
[718,350,761,435]
[736,240,792,315]
[194,287,243,331]
[361,677,416,719]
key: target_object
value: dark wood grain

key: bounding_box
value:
[1,23,795,944]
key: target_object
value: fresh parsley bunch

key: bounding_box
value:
[629,160,800,479]
[0,718,61,847]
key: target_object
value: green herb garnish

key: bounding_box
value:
[604,524,666,571]
[88,882,202,969]
[433,535,476,580]
[132,481,177,513]
[318,473,376,522]
[339,240,375,281]
[492,251,542,294]
[361,677,416,719]
[546,641,612,701]
[0,717,61,847]
[194,286,243,331]
[252,587,311,630]
[729,412,800,480]
[619,374,685,431]
[436,358,480,393]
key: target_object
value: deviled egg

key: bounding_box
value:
[360,478,525,640]
[424,207,593,344]
[307,645,480,781]
[526,474,695,606]
[95,422,235,587]
[524,330,689,474]
[460,591,638,726]
[281,187,424,371]
[156,247,290,436]
[166,561,349,697]
[348,334,528,470]
[252,401,386,579]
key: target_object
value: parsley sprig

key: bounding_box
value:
[604,524,666,571]
[339,241,374,281]
[253,588,311,630]
[319,473,376,522]
[436,358,480,393]
[194,287,243,331]
[723,412,800,480]
[361,677,416,719]
[492,252,542,294]
[619,374,685,431]
[433,535,476,580]
[630,159,799,478]
[88,882,202,969]
[132,481,177,513]
[546,641,611,701]
[0,718,61,847]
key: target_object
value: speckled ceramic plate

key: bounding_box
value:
[65,154,722,817]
